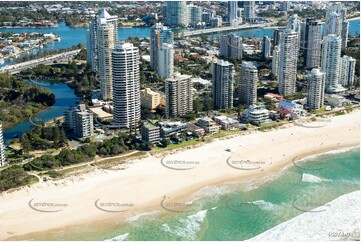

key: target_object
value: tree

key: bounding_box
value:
[204,94,213,114]
[193,98,203,113]
[161,138,170,148]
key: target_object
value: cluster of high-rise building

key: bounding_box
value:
[87,9,141,129]
[219,33,243,59]
[166,1,203,27]
[82,1,356,136]
[270,2,355,109]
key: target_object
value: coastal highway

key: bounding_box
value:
[182,22,275,37]
[0,49,81,75]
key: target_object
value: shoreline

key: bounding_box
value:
[248,190,360,241]
[0,111,359,240]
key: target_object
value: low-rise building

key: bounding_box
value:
[140,88,163,112]
[197,117,220,133]
[214,116,240,130]
[187,123,205,136]
[64,104,94,139]
[159,121,189,138]
[242,105,270,124]
[264,93,284,103]
[325,94,351,108]
[141,122,161,143]
[278,100,305,118]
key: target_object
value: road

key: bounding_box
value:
[0,49,81,75]
[182,22,274,37]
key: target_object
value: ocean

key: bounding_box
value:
[20,147,360,240]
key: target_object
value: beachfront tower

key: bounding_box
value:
[239,61,258,105]
[212,59,234,110]
[306,69,326,110]
[278,30,299,96]
[321,34,344,93]
[339,55,356,87]
[165,73,193,118]
[112,43,141,129]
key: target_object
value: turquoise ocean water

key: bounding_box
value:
[16,147,359,241]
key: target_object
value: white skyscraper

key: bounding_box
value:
[0,124,5,167]
[165,73,193,118]
[86,10,118,69]
[187,4,202,26]
[278,30,299,96]
[321,34,345,93]
[272,45,280,78]
[341,20,349,48]
[339,55,356,87]
[325,11,343,37]
[325,3,348,47]
[244,1,256,23]
[304,18,322,69]
[220,33,243,59]
[306,68,326,110]
[112,43,141,129]
[239,61,258,105]
[228,1,242,26]
[166,1,188,27]
[93,9,118,101]
[212,59,234,110]
[279,1,290,12]
[287,14,302,48]
[158,43,174,79]
[262,35,272,59]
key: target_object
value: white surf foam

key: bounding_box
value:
[165,209,208,240]
[126,210,159,222]
[247,191,360,241]
[301,173,324,183]
[252,200,278,211]
[105,232,129,241]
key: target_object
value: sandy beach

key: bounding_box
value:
[0,111,359,240]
